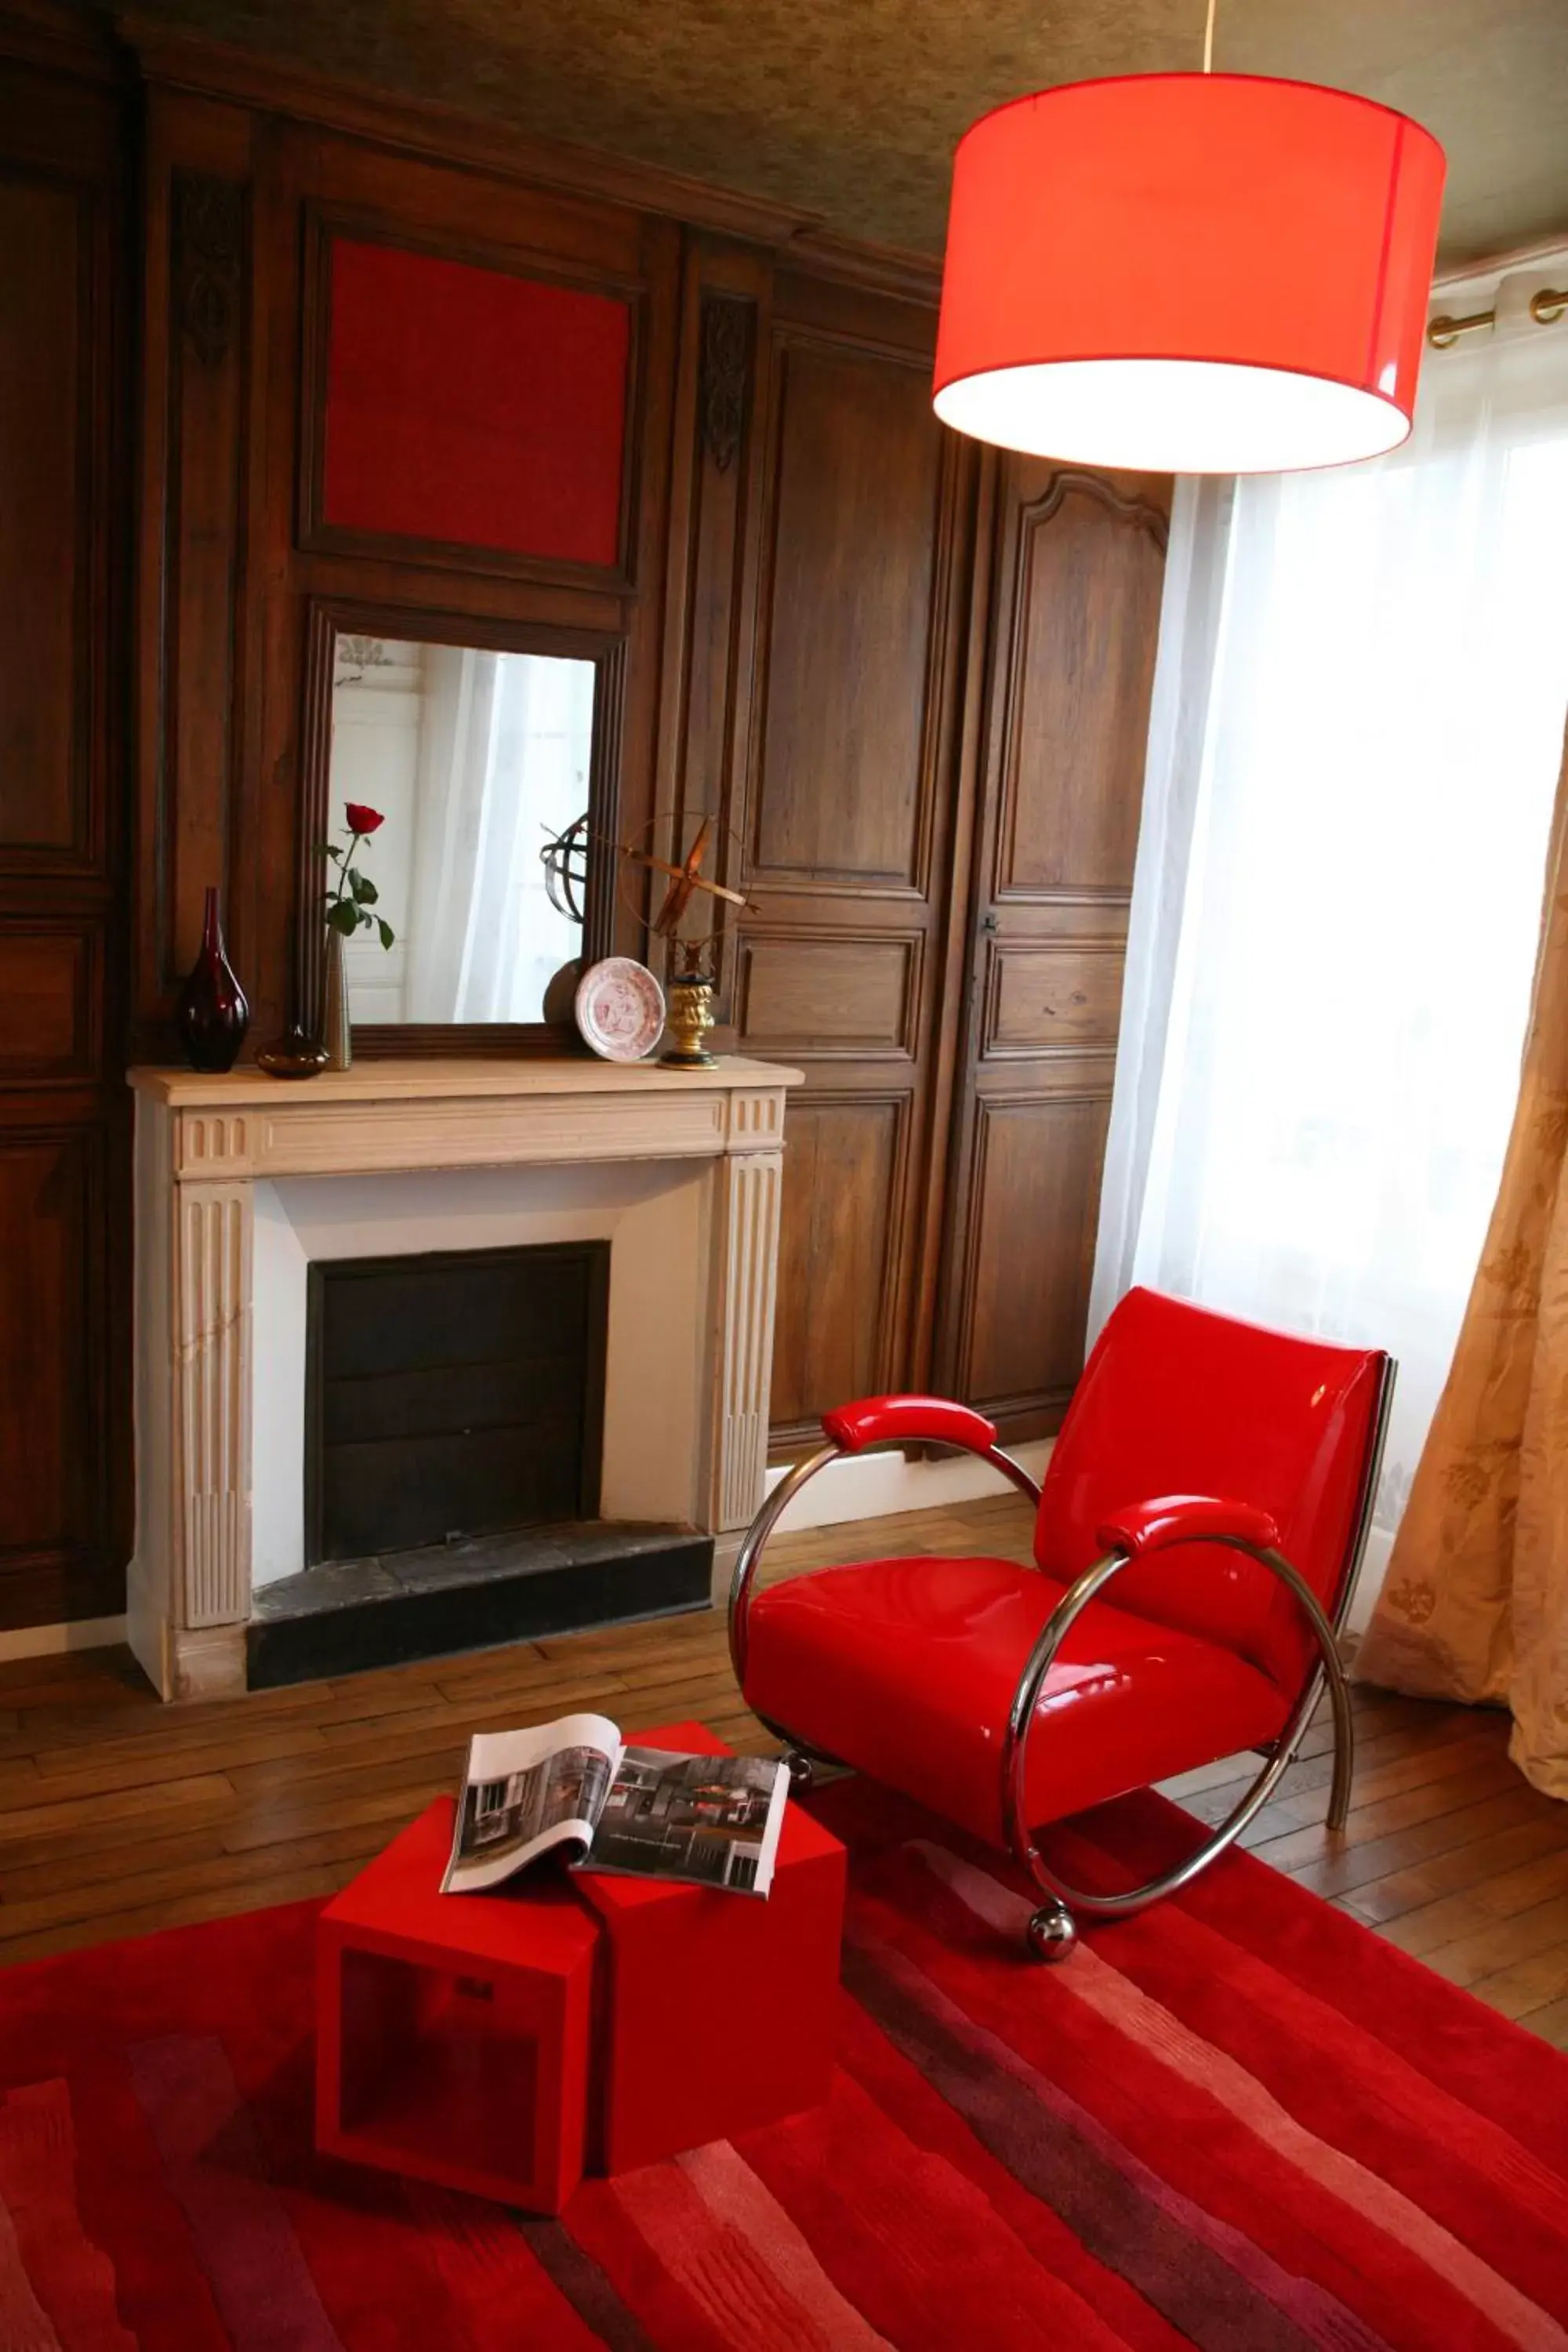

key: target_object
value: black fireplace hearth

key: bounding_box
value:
[247,1519,712,1687]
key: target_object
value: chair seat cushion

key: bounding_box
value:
[745,1554,1292,1850]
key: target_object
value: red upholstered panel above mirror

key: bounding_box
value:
[321,238,632,571]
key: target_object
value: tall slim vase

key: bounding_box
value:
[176,887,249,1073]
[323,929,352,1071]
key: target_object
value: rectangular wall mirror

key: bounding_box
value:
[304,609,626,1047]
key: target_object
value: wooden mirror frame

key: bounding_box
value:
[296,597,629,1058]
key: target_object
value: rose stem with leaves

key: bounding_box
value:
[321,802,395,950]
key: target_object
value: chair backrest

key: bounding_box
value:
[1036,1287,1390,1693]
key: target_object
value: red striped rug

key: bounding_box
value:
[3,1781,1566,2350]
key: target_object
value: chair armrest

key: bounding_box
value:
[1094,1494,1281,1558]
[822,1394,1000,1455]
[731,1395,1038,1686]
[1001,1518,1354,1929]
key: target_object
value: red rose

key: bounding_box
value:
[344,803,385,836]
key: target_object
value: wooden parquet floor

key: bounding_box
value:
[3,1492,1566,2045]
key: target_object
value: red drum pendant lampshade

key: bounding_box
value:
[935,74,1446,474]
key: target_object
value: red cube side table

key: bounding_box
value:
[315,1797,598,2212]
[574,1719,847,2175]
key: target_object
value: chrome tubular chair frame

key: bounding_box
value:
[1010,1352,1396,1961]
[1002,1537,1352,1961]
[727,1436,1044,1689]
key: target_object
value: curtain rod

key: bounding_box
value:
[1427,285,1567,349]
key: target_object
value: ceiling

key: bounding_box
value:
[115,0,1568,270]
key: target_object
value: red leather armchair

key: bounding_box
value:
[730,1287,1393,1958]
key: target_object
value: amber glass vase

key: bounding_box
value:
[176,887,249,1073]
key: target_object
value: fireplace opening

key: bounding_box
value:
[304,1241,611,1565]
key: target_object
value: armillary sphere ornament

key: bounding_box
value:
[539,811,591,926]
[615,813,750,1070]
[617,813,747,940]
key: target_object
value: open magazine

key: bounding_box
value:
[442,1712,790,1899]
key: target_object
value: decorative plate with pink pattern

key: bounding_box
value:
[573,957,666,1062]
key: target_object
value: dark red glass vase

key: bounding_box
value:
[176,887,250,1073]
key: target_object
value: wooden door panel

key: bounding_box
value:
[983,939,1125,1058]
[735,929,920,1060]
[0,924,100,1080]
[0,1124,118,1625]
[750,338,942,891]
[0,175,93,865]
[953,1093,1112,1419]
[770,1093,905,1438]
[994,473,1167,898]
[0,1132,92,1550]
[936,459,1170,1442]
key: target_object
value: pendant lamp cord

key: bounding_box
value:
[1202,0,1217,71]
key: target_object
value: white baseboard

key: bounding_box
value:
[0,1613,128,1664]
[125,1556,169,1698]
[760,1438,1053,1532]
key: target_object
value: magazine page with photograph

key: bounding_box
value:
[574,1748,790,1897]
[443,1712,623,1893]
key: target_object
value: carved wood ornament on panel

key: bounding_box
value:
[172,171,244,368]
[699,290,753,475]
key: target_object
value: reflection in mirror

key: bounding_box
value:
[328,635,596,1024]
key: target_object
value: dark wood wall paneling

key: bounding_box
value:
[0,5,1174,1625]
[0,6,130,1630]
[933,463,1171,1445]
[728,272,982,1442]
[717,293,1173,1452]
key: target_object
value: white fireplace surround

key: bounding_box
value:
[249,1163,705,1587]
[128,1057,800,1700]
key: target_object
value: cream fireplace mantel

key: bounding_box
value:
[128,1055,801,1701]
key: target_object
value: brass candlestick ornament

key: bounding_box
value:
[610,815,747,1071]
[662,940,720,1069]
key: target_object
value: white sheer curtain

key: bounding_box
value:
[1091,263,1568,1624]
[405,648,593,1022]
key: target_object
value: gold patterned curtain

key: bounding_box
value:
[1359,708,1568,1796]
